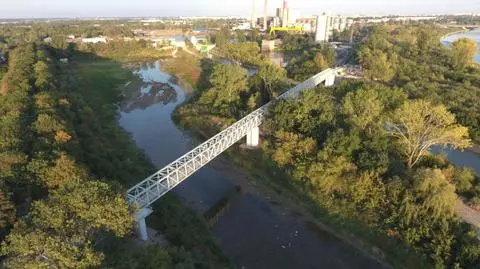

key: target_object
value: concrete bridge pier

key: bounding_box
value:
[135,207,153,241]
[246,126,260,147]
[325,74,335,86]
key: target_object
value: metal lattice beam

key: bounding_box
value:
[127,68,338,208]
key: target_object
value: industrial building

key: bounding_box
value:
[248,0,353,40]
[276,1,300,27]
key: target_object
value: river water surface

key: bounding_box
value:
[118,61,384,269]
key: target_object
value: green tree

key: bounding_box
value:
[28,153,88,189]
[199,64,248,115]
[416,28,438,52]
[214,28,230,49]
[266,89,335,139]
[450,38,477,70]
[387,100,471,168]
[399,168,459,265]
[235,30,247,43]
[349,171,386,213]
[342,88,384,131]
[34,61,52,90]
[106,245,172,269]
[223,42,260,65]
[256,62,286,99]
[320,45,336,67]
[272,131,317,179]
[0,190,15,229]
[359,48,396,82]
[313,53,328,70]
[402,169,457,222]
[2,180,134,269]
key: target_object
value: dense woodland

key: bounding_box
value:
[177,24,480,268]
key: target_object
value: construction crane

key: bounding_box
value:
[269,25,305,35]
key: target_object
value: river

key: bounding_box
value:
[118,61,384,269]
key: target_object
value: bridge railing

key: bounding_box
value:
[127,68,337,208]
[127,106,267,208]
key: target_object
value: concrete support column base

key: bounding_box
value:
[246,126,260,147]
[325,75,335,86]
[135,207,153,241]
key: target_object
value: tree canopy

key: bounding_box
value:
[451,38,478,70]
[199,63,248,115]
[387,100,471,168]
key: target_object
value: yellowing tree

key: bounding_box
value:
[388,100,471,168]
[401,168,457,224]
[313,53,328,71]
[451,38,477,70]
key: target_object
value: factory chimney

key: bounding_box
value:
[263,0,268,31]
[251,0,257,28]
[281,0,288,27]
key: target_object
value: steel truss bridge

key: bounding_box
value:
[127,68,338,209]
[127,68,339,239]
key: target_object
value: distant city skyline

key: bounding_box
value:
[0,0,479,19]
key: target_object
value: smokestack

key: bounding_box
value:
[282,0,288,27]
[263,0,268,31]
[251,0,257,28]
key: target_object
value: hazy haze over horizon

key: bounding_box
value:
[0,0,479,18]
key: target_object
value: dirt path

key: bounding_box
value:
[456,201,480,228]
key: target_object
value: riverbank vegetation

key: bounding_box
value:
[163,50,201,87]
[0,42,230,268]
[262,83,480,268]
[358,25,480,144]
[175,24,480,268]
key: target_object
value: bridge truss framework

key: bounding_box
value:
[127,68,339,240]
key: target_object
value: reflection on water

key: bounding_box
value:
[121,81,177,113]
[432,147,480,175]
[118,60,235,212]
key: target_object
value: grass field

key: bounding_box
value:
[71,59,132,108]
[163,51,202,87]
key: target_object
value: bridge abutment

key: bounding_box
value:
[325,74,335,86]
[135,207,153,241]
[246,126,260,147]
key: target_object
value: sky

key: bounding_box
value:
[0,0,478,19]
